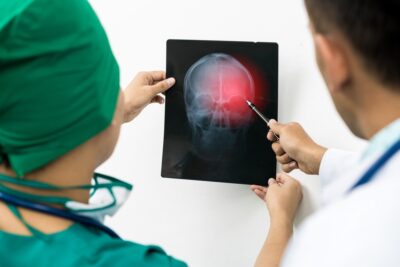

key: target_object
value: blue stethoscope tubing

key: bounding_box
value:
[350,138,400,192]
[0,191,120,239]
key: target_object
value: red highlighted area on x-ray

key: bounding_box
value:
[184,53,266,128]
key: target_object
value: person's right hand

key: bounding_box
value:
[267,120,327,174]
[123,71,175,123]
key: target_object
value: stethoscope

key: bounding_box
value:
[0,139,398,239]
[0,191,120,239]
[349,138,400,192]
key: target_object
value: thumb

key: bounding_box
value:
[268,178,278,186]
[268,119,283,135]
[150,77,175,94]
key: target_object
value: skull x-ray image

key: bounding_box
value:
[184,53,255,161]
[162,40,278,185]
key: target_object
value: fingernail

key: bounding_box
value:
[166,77,175,86]
[290,161,297,168]
[268,119,276,126]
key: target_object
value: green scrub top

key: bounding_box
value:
[0,223,187,267]
[0,1,188,265]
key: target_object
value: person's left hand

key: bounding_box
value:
[123,71,175,123]
[251,173,303,225]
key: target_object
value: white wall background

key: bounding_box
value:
[91,1,366,266]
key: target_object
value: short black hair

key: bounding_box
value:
[305,0,400,88]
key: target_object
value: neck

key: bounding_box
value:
[356,83,400,139]
[0,146,96,204]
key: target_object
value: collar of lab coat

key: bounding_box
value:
[361,118,400,161]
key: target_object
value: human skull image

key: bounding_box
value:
[184,53,255,161]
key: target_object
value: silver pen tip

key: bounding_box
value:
[246,100,252,106]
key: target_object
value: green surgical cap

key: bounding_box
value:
[0,0,120,176]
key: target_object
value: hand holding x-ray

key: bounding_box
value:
[123,71,175,122]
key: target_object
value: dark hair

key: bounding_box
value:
[305,0,400,88]
[0,154,10,168]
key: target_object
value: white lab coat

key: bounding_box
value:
[281,148,400,267]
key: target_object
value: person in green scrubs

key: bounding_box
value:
[0,0,186,266]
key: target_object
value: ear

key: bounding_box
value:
[314,34,350,93]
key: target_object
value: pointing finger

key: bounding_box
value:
[268,119,283,136]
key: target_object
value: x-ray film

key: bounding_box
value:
[162,40,278,185]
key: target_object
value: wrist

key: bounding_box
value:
[312,145,327,174]
[268,216,294,245]
[305,144,327,175]
[123,98,141,123]
[270,215,294,230]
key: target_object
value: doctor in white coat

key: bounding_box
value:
[251,1,400,267]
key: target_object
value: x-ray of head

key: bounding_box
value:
[162,40,278,185]
[184,53,255,161]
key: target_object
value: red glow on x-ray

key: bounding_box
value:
[200,56,268,127]
[237,57,269,110]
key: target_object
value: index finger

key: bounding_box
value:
[268,119,283,135]
[251,185,268,193]
[146,71,166,84]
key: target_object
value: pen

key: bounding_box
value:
[246,100,280,141]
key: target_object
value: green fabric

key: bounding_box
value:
[0,0,120,177]
[0,0,34,29]
[0,223,188,267]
